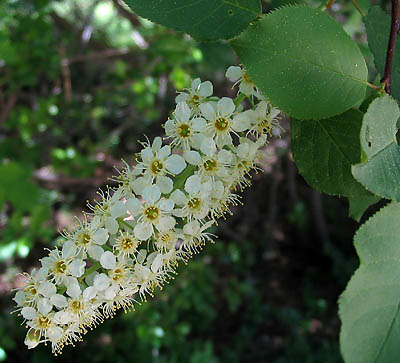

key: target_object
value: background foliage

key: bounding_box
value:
[0,0,390,361]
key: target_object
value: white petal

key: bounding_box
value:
[38,281,56,298]
[93,273,111,291]
[100,251,117,270]
[103,287,116,300]
[184,175,201,195]
[83,286,97,301]
[151,254,163,273]
[37,298,53,315]
[157,216,175,232]
[21,306,37,320]
[126,197,142,216]
[183,150,202,165]
[111,201,127,218]
[157,175,173,194]
[24,332,40,349]
[191,117,206,132]
[200,138,216,156]
[62,240,77,259]
[217,97,235,116]
[93,228,109,245]
[232,112,251,132]
[218,149,234,164]
[170,189,186,206]
[136,249,147,264]
[164,119,176,135]
[191,78,201,90]
[131,177,147,195]
[165,154,186,175]
[54,311,72,325]
[156,145,171,160]
[69,259,86,277]
[105,217,119,235]
[159,198,174,212]
[66,278,81,299]
[183,220,200,236]
[175,102,191,122]
[142,185,161,204]
[175,92,188,103]
[141,147,153,163]
[152,136,162,151]
[88,245,104,260]
[134,222,153,241]
[50,294,67,308]
[48,326,63,342]
[199,102,216,121]
[225,66,242,81]
[13,291,26,306]
[199,81,213,97]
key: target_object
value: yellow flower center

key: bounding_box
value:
[144,206,159,221]
[204,158,217,172]
[177,123,191,138]
[77,232,91,246]
[70,300,84,313]
[112,268,124,282]
[188,197,201,210]
[151,160,163,174]
[38,316,51,329]
[121,237,134,250]
[214,117,229,131]
[54,260,67,274]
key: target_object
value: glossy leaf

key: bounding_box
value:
[230,6,368,119]
[339,202,400,363]
[123,0,261,41]
[291,110,369,196]
[352,95,400,201]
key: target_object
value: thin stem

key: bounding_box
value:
[234,93,246,107]
[351,0,366,17]
[381,0,400,94]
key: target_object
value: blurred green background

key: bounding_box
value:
[0,0,375,361]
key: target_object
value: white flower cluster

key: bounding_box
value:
[12,66,281,355]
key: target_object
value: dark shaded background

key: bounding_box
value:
[0,0,375,361]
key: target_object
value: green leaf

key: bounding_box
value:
[365,6,400,102]
[291,109,369,197]
[339,202,400,363]
[348,194,380,222]
[123,0,261,41]
[230,6,368,120]
[352,95,400,201]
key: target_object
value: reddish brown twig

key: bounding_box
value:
[381,0,400,94]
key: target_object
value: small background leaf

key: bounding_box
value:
[339,202,400,363]
[352,95,400,201]
[365,6,400,103]
[230,6,368,119]
[291,110,369,197]
[123,0,261,41]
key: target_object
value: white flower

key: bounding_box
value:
[100,251,117,270]
[171,175,212,221]
[126,185,175,241]
[247,101,281,137]
[226,66,260,98]
[136,136,187,193]
[200,98,241,148]
[175,78,213,111]
[164,102,206,151]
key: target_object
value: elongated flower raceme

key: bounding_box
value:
[12,66,281,355]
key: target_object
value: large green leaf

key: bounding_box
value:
[230,6,368,120]
[365,6,400,103]
[123,0,261,41]
[352,95,400,201]
[291,110,369,196]
[339,202,400,363]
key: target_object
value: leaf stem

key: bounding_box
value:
[381,0,400,94]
